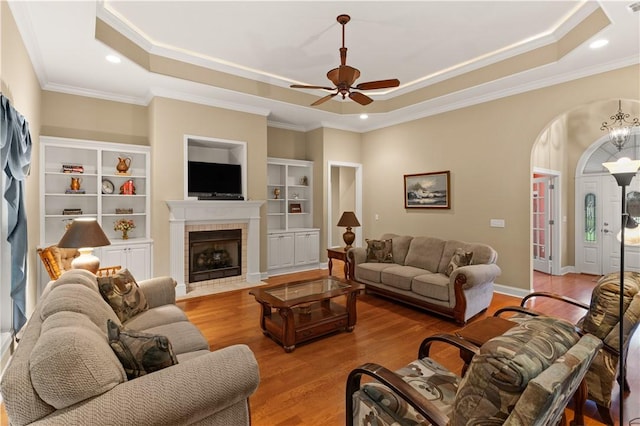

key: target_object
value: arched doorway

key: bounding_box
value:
[531,99,640,278]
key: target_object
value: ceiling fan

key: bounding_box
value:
[290,14,400,106]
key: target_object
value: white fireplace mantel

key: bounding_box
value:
[166,200,264,296]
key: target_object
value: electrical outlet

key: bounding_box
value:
[375,214,379,221]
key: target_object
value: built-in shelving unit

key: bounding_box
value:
[267,157,319,275]
[40,137,153,282]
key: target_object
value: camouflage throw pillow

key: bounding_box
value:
[366,239,394,263]
[446,248,473,277]
[98,269,149,322]
[107,319,178,379]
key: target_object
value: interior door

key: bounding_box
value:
[533,177,552,273]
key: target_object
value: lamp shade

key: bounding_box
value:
[58,218,111,249]
[337,211,361,227]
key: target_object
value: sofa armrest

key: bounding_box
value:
[138,276,177,308]
[347,247,367,280]
[451,263,501,289]
[33,344,260,426]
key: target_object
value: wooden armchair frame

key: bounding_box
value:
[37,245,121,280]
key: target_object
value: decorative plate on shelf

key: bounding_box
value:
[101,179,114,194]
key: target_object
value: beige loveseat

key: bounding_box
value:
[347,233,501,324]
[1,269,260,425]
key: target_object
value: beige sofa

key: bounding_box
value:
[1,269,260,425]
[347,233,501,324]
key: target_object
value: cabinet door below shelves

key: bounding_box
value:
[100,243,151,281]
[294,231,319,265]
[268,233,295,269]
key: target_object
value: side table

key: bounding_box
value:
[455,316,516,375]
[327,247,349,280]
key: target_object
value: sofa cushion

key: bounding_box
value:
[30,311,126,410]
[98,268,149,322]
[107,320,178,380]
[355,262,395,283]
[412,273,450,301]
[404,237,445,272]
[451,316,579,425]
[380,234,413,265]
[123,304,189,330]
[365,239,394,263]
[143,321,210,354]
[446,248,473,277]
[381,265,427,291]
[40,283,121,330]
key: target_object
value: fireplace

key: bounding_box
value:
[166,200,264,297]
[189,229,241,283]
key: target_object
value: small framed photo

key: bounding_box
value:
[289,203,302,213]
[404,171,450,209]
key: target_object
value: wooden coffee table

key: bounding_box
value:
[249,277,364,352]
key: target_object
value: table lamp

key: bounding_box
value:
[337,211,360,250]
[58,217,111,273]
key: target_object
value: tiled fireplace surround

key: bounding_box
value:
[166,200,264,297]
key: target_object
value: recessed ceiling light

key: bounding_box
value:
[105,54,121,64]
[359,114,368,120]
[589,39,609,49]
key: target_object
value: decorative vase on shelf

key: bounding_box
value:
[121,230,129,240]
[273,188,280,199]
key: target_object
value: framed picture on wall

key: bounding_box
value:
[404,171,450,209]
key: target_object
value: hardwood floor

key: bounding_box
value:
[1,266,638,425]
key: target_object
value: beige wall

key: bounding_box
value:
[1,1,43,316]
[149,97,268,276]
[41,92,148,145]
[361,65,640,290]
[267,127,307,159]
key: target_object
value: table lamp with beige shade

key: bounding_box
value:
[58,217,111,273]
[337,211,360,250]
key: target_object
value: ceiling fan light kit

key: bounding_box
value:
[290,14,400,106]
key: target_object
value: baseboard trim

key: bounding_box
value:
[493,283,532,299]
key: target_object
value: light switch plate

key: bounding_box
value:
[490,219,505,228]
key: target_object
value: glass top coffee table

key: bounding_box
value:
[249,277,364,352]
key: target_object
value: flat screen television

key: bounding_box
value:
[188,161,242,198]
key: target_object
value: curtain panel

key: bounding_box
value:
[1,94,32,332]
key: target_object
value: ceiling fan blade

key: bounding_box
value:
[349,91,373,106]
[311,93,337,106]
[355,79,400,90]
[290,84,335,90]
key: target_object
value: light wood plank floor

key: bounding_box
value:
[2,265,638,425]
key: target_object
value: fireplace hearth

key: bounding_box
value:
[189,229,241,283]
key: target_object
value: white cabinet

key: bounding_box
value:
[39,137,153,281]
[267,233,295,270]
[294,231,320,265]
[266,157,319,275]
[100,242,153,281]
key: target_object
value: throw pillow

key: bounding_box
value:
[107,319,178,379]
[446,248,473,276]
[98,268,149,322]
[366,239,394,263]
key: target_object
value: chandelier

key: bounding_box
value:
[600,100,640,151]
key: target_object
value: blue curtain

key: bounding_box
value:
[1,94,32,332]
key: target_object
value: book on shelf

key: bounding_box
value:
[62,209,83,215]
[64,189,86,194]
[62,164,84,173]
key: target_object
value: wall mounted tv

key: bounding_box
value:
[188,161,243,199]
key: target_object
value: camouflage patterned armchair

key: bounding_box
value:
[493,271,640,425]
[346,316,601,426]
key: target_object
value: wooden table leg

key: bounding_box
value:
[346,292,358,331]
[328,257,334,276]
[278,308,296,352]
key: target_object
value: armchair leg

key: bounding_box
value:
[569,379,587,426]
